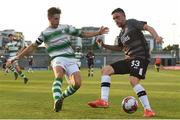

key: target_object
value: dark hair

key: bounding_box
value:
[111,8,126,17]
[8,34,13,37]
[48,7,61,18]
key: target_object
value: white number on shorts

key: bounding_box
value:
[131,60,140,68]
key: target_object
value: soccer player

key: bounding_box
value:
[27,56,34,73]
[7,7,109,112]
[75,47,83,69]
[5,34,29,84]
[154,56,161,72]
[86,50,95,77]
[0,55,9,74]
[88,8,163,117]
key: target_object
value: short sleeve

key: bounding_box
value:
[35,32,44,45]
[67,25,82,37]
[129,19,147,30]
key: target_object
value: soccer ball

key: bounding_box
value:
[121,96,138,114]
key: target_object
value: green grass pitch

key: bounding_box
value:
[0,68,180,119]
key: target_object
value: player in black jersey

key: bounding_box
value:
[86,50,95,77]
[27,56,34,73]
[88,8,163,117]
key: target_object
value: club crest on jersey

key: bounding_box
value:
[121,34,130,44]
[120,28,130,44]
[61,30,65,33]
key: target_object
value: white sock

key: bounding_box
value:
[101,75,111,102]
[133,84,151,110]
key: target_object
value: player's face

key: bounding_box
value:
[49,14,60,28]
[8,35,14,41]
[112,12,126,28]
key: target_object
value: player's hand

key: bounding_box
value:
[96,39,104,47]
[6,60,12,68]
[156,36,163,44]
[98,26,109,35]
[6,56,19,67]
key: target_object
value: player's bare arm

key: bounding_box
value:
[96,39,122,51]
[8,43,38,64]
[143,24,163,44]
[81,26,109,37]
[17,47,27,55]
[103,44,122,51]
[16,43,38,59]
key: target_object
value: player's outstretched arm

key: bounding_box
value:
[8,43,38,65]
[81,26,109,38]
[143,24,163,44]
[96,39,122,51]
[17,43,38,59]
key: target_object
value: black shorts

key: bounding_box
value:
[110,58,149,79]
[88,62,94,68]
[2,63,6,69]
[155,63,160,67]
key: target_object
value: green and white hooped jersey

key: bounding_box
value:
[36,24,82,60]
[75,52,83,62]
[6,41,25,57]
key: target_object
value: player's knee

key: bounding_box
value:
[101,66,113,75]
[129,77,140,87]
[74,82,81,89]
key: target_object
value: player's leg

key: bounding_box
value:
[52,66,65,112]
[130,76,155,117]
[6,56,18,79]
[62,63,81,99]
[87,65,113,108]
[5,67,9,74]
[29,65,33,72]
[62,72,81,98]
[2,63,8,75]
[15,63,29,84]
[28,65,32,73]
[155,64,160,72]
[51,57,67,112]
[7,63,18,80]
[157,64,160,72]
[90,64,94,77]
[88,60,129,108]
[155,64,157,71]
[88,63,91,77]
[129,58,155,117]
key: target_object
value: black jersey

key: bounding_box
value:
[28,57,33,66]
[86,52,95,64]
[118,19,150,60]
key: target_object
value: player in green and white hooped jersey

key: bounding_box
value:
[5,34,29,84]
[7,7,109,112]
[75,47,83,69]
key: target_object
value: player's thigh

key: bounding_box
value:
[70,71,81,88]
[129,76,140,87]
[101,65,115,75]
[67,64,81,88]
[90,64,94,69]
[51,57,69,78]
[129,58,149,79]
[52,66,65,78]
[110,60,130,74]
[12,61,20,70]
[88,63,91,69]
